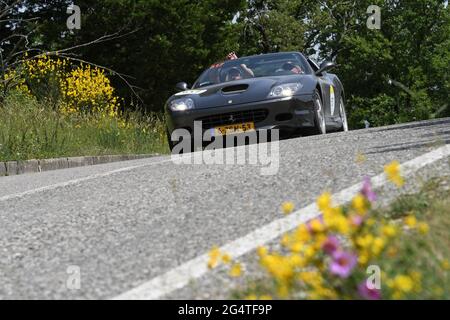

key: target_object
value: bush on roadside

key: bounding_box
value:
[0,90,167,161]
[0,55,168,161]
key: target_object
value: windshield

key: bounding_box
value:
[193,53,311,88]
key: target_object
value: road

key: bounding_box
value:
[0,118,449,299]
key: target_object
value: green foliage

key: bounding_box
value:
[0,91,168,161]
[237,0,449,129]
[2,0,449,126]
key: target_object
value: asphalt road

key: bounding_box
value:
[0,118,449,300]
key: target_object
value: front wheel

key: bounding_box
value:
[312,90,326,135]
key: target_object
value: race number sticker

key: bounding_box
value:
[330,86,336,115]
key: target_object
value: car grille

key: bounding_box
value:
[196,109,269,129]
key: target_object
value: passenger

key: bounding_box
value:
[282,61,304,74]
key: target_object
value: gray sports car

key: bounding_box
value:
[165,52,348,150]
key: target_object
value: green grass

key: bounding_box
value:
[233,176,450,300]
[372,177,450,299]
[0,91,169,161]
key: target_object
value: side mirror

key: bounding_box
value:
[176,82,188,92]
[315,61,336,76]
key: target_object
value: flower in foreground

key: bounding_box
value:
[229,263,242,277]
[358,282,381,300]
[208,246,221,269]
[281,201,295,215]
[352,194,368,215]
[329,251,358,278]
[361,176,377,202]
[384,161,404,187]
[317,192,332,212]
[322,235,340,255]
[350,214,364,227]
[404,215,417,227]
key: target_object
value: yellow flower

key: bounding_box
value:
[309,218,325,233]
[290,241,303,253]
[441,259,450,270]
[222,253,232,264]
[298,271,322,287]
[261,255,293,281]
[293,224,310,243]
[371,237,386,256]
[352,194,368,215]
[257,246,268,258]
[356,234,374,248]
[382,224,398,238]
[281,234,291,247]
[229,263,242,277]
[393,275,414,293]
[277,284,290,298]
[259,295,273,300]
[303,245,316,259]
[245,294,257,300]
[281,201,295,214]
[288,254,305,267]
[384,161,404,187]
[207,246,221,269]
[358,251,370,266]
[404,215,417,228]
[317,192,332,212]
[417,222,429,234]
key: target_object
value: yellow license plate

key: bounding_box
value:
[214,122,255,136]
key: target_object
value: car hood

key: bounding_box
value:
[169,75,316,110]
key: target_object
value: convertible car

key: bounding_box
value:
[165,52,348,150]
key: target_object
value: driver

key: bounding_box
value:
[227,67,243,81]
[282,61,304,74]
[213,52,254,82]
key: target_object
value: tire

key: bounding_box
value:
[312,89,327,135]
[338,96,349,132]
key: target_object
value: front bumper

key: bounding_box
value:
[166,94,316,135]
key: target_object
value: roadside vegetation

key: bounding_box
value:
[208,164,450,300]
[0,56,168,162]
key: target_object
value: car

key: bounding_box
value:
[165,51,348,151]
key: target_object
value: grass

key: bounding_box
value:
[0,91,169,161]
[233,176,450,300]
[372,177,450,299]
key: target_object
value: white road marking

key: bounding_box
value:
[112,144,450,300]
[0,158,173,202]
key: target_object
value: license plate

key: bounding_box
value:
[213,122,255,136]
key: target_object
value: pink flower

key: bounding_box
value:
[351,215,364,227]
[329,251,357,278]
[358,281,381,300]
[361,176,377,202]
[322,235,340,255]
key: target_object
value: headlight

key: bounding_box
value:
[269,83,303,97]
[169,98,195,111]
